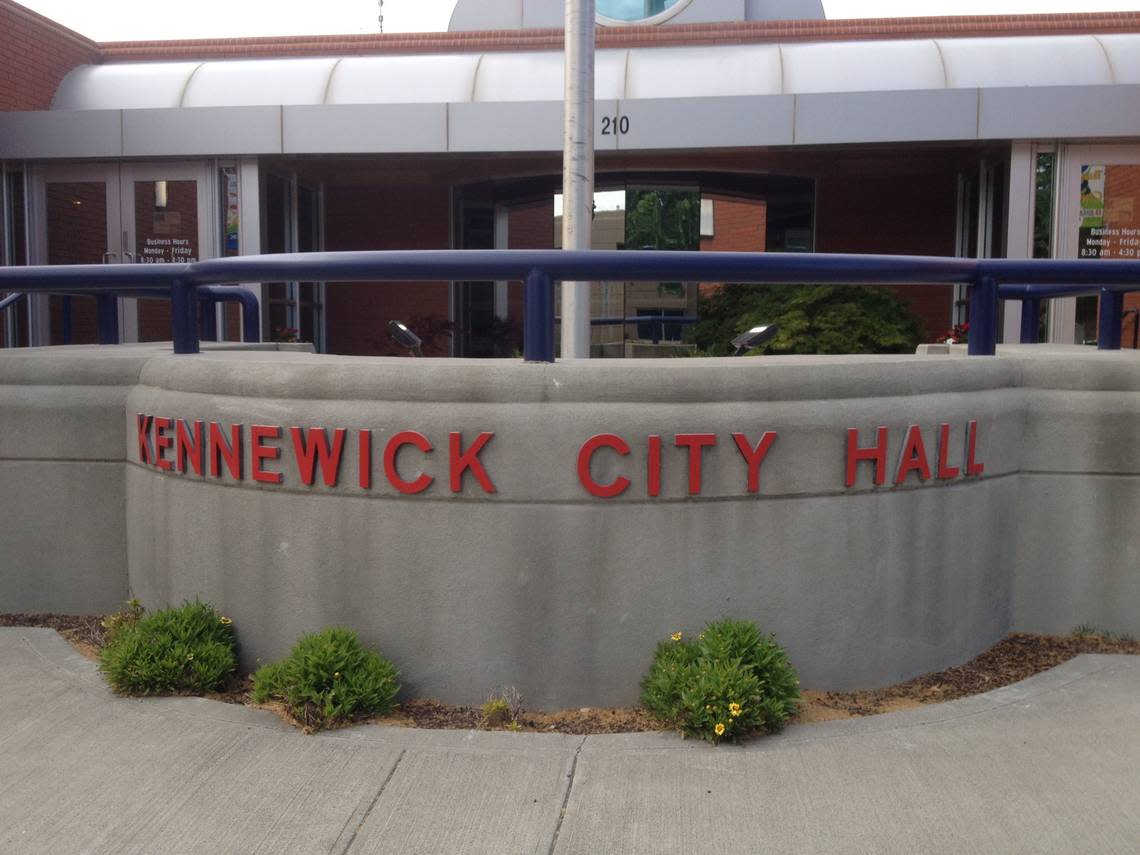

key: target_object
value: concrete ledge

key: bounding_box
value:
[2,345,1138,706]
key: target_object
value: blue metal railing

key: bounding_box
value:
[0,284,261,346]
[1,250,1139,360]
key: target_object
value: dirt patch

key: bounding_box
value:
[803,632,1140,720]
[3,615,1137,733]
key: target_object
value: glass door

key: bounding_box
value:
[31,162,212,345]
[1056,145,1140,347]
[30,164,121,345]
[120,163,212,342]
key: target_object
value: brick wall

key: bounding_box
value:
[700,194,767,298]
[323,183,451,356]
[499,200,557,351]
[815,157,960,341]
[0,0,99,111]
[99,12,1140,62]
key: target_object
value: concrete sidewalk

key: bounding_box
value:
[1,628,1137,854]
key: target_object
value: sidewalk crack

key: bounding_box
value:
[547,736,586,855]
[333,747,406,855]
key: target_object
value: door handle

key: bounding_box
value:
[123,251,136,264]
[102,251,118,264]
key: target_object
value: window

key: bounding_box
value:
[597,0,690,25]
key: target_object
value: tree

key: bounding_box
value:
[624,190,699,251]
[692,283,924,356]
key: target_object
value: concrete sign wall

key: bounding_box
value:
[1,344,1137,708]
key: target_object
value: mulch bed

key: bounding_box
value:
[3,613,1136,733]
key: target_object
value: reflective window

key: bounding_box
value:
[598,0,685,23]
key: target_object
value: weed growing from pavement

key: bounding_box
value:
[251,627,399,732]
[641,618,801,745]
[99,599,236,695]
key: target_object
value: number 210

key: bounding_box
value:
[601,116,630,135]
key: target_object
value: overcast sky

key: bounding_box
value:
[17,0,1140,41]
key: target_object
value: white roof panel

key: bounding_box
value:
[52,62,201,110]
[329,55,482,104]
[181,58,339,108]
[938,36,1113,89]
[781,39,945,94]
[625,45,783,98]
[1096,34,1140,84]
[472,50,627,101]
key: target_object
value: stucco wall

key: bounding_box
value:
[1,343,1136,709]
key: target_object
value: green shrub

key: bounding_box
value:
[692,283,924,356]
[641,618,800,744]
[251,628,399,732]
[99,600,236,695]
[100,597,145,645]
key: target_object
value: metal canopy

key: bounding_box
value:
[51,34,1140,110]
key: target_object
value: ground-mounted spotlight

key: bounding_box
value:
[731,323,778,356]
[388,320,423,357]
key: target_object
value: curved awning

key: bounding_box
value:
[1,33,1138,158]
[51,34,1140,108]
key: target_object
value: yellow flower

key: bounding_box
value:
[729,703,742,717]
[671,632,682,642]
[186,652,194,661]
[219,616,232,625]
[714,723,725,737]
[333,672,341,679]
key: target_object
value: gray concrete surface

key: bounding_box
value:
[1,628,1138,854]
[2,344,1139,706]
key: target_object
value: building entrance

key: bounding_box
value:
[29,162,212,344]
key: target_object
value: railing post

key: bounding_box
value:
[241,292,261,344]
[96,294,119,345]
[968,275,998,356]
[1020,297,1040,344]
[61,296,72,345]
[198,296,218,341]
[1097,287,1123,350]
[171,279,200,355]
[524,268,555,363]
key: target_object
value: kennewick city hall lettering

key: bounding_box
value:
[134,415,985,496]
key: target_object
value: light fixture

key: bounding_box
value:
[154,180,168,209]
[388,319,423,357]
[731,323,778,356]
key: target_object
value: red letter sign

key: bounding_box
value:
[136,414,153,464]
[577,434,631,498]
[251,424,283,484]
[384,431,434,494]
[894,424,932,485]
[647,435,662,497]
[936,422,960,480]
[209,421,243,480]
[153,417,174,471]
[732,431,777,494]
[175,419,204,476]
[290,426,346,487]
[846,426,889,487]
[675,434,717,495]
[449,432,496,493]
[965,420,985,476]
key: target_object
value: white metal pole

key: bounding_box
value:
[561,0,595,359]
